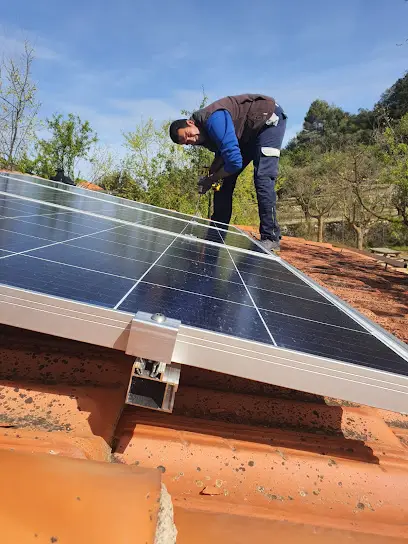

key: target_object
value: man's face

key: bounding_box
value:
[177,120,202,145]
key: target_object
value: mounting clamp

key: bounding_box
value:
[125,311,181,412]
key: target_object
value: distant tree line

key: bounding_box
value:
[280,75,408,248]
[2,42,408,249]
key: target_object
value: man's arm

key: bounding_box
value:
[206,110,242,182]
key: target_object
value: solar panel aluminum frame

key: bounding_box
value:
[1,282,408,413]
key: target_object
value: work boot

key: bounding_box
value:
[261,239,280,253]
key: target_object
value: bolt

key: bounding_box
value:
[151,313,166,323]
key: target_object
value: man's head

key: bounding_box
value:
[169,119,203,145]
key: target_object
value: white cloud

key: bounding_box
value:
[0,27,61,61]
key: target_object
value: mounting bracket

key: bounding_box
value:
[125,311,181,412]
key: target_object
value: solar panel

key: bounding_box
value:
[1,173,408,412]
[0,174,264,254]
[1,172,243,233]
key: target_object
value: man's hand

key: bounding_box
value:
[198,176,213,195]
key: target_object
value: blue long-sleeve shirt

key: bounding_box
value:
[205,110,243,174]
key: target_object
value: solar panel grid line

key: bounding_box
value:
[91,227,232,261]
[66,242,241,286]
[45,232,377,335]
[2,172,246,234]
[0,200,65,217]
[215,228,278,346]
[67,242,159,267]
[1,215,106,239]
[0,189,188,241]
[0,189,270,258]
[1,211,68,220]
[0,227,52,243]
[277,256,408,363]
[121,276,370,337]
[0,223,123,261]
[137,280,256,308]
[3,173,201,225]
[246,282,333,306]
[0,208,163,239]
[71,232,172,259]
[113,223,189,309]
[23,253,148,283]
[254,307,371,334]
[0,173,246,236]
[63,238,346,313]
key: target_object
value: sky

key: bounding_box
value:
[1,0,408,171]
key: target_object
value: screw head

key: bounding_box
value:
[151,312,166,323]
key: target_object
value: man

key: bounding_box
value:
[169,94,287,252]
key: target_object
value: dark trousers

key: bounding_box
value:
[211,105,287,241]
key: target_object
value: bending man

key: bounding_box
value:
[169,94,287,252]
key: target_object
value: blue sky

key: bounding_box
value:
[1,0,408,157]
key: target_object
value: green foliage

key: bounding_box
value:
[12,152,40,175]
[376,113,408,225]
[89,145,117,185]
[287,100,353,153]
[99,170,146,201]
[376,71,408,121]
[180,90,213,173]
[231,164,259,225]
[36,113,98,178]
[287,100,377,155]
[121,90,213,217]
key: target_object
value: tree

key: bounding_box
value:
[36,113,98,178]
[180,90,213,172]
[342,189,381,250]
[89,145,117,185]
[334,147,389,249]
[99,169,146,201]
[287,100,353,153]
[287,100,379,156]
[122,118,201,213]
[122,90,214,217]
[286,155,339,242]
[376,72,408,121]
[0,42,40,169]
[375,113,408,226]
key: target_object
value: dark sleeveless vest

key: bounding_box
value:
[191,94,276,150]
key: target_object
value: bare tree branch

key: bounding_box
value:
[0,41,40,169]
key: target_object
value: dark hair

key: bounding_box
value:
[169,119,189,143]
